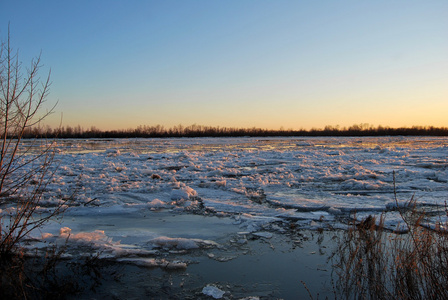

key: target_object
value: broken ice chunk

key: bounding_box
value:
[202,285,225,299]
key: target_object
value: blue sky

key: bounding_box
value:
[1,1,447,130]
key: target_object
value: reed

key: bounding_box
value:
[332,174,448,299]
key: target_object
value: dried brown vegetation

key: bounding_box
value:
[332,173,448,299]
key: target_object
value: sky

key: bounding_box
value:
[1,1,447,131]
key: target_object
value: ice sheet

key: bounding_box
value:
[10,136,448,260]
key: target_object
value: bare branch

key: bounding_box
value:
[0,26,60,255]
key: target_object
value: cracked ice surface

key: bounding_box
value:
[9,136,448,262]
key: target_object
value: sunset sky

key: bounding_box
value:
[1,1,447,130]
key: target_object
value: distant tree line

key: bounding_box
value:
[18,123,448,139]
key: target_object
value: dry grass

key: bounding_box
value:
[0,245,106,299]
[332,174,448,299]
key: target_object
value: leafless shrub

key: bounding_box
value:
[0,26,62,254]
[0,26,78,298]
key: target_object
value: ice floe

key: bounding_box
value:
[10,136,448,262]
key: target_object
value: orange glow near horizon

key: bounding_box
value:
[7,1,444,132]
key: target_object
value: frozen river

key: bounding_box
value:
[11,136,448,297]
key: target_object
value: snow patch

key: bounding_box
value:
[149,236,219,250]
[171,186,198,200]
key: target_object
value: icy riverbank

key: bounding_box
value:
[4,136,447,297]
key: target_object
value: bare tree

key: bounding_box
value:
[0,27,61,254]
